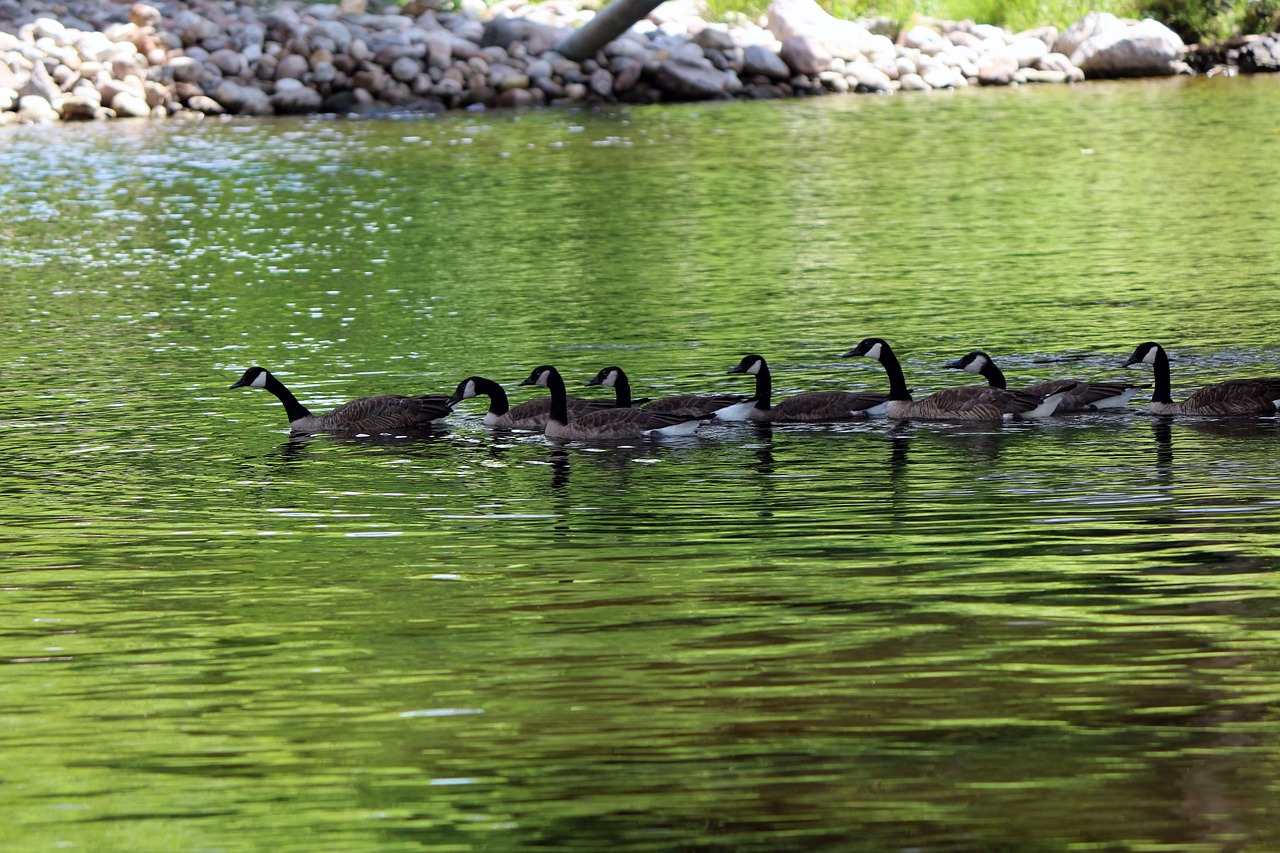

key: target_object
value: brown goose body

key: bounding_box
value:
[448,375,628,430]
[231,366,451,435]
[587,366,745,420]
[843,338,1064,420]
[1125,342,1280,416]
[948,350,1136,412]
[724,354,890,422]
[521,365,707,441]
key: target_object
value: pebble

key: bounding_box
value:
[0,0,1234,122]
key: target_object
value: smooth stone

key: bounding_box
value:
[1070,17,1186,78]
[742,43,790,79]
[17,93,60,121]
[390,55,421,82]
[778,34,831,75]
[767,0,891,59]
[213,79,273,115]
[275,53,310,80]
[897,72,929,90]
[111,89,151,117]
[652,56,734,99]
[271,83,323,113]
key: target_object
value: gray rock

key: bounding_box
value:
[742,43,790,79]
[847,61,893,92]
[310,20,352,53]
[653,56,734,99]
[589,67,613,97]
[59,94,107,120]
[275,53,310,80]
[1237,34,1280,73]
[481,17,564,55]
[779,35,831,75]
[390,55,421,81]
[693,26,736,52]
[611,56,643,91]
[186,94,225,114]
[213,79,273,115]
[271,81,323,113]
[209,48,247,77]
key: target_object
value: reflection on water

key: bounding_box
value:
[3,78,1280,852]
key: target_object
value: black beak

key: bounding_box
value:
[230,378,248,389]
[945,359,966,370]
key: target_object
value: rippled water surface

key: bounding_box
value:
[5,77,1280,852]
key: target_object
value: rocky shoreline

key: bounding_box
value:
[0,0,1276,123]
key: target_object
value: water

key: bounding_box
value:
[4,76,1280,852]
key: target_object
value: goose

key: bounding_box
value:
[586,366,747,420]
[230,366,452,434]
[723,354,890,422]
[947,350,1136,412]
[1123,342,1280,415]
[518,365,708,440]
[447,375,634,430]
[842,338,1065,420]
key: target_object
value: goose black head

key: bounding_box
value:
[842,338,890,361]
[947,351,991,373]
[728,354,766,376]
[519,365,557,388]
[230,366,271,390]
[447,376,483,407]
[587,367,623,388]
[1124,342,1163,367]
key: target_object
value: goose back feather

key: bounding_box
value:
[447,375,623,430]
[588,366,746,420]
[948,350,1136,412]
[520,366,707,441]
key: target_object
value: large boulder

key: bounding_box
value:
[1069,17,1186,78]
[767,0,893,60]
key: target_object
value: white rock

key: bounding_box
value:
[767,0,892,60]
[1070,18,1185,78]
[1054,11,1122,57]
[17,94,60,121]
[1005,36,1049,66]
[111,90,151,117]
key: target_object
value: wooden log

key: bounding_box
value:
[554,0,667,61]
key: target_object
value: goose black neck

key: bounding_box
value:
[546,368,570,425]
[610,371,633,407]
[476,377,510,415]
[980,360,1007,389]
[878,346,913,401]
[1150,347,1173,404]
[753,363,772,410]
[266,374,313,423]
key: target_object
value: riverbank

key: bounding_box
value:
[0,0,1276,123]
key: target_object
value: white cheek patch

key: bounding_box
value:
[602,372,618,388]
[250,372,268,388]
[536,372,551,387]
[964,356,985,373]
[864,343,882,360]
[746,360,762,375]
[1143,348,1158,365]
[463,380,478,399]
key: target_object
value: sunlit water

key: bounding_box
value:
[4,76,1280,852]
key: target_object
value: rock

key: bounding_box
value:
[17,94,60,121]
[779,35,831,75]
[130,4,162,28]
[921,64,957,88]
[768,0,893,59]
[481,17,563,55]
[390,55,421,82]
[1236,34,1280,73]
[495,86,535,108]
[1069,18,1186,78]
[213,79,273,115]
[1053,11,1121,57]
[186,94,225,114]
[209,48,247,77]
[589,67,613,97]
[1004,36,1049,66]
[110,90,151,117]
[18,59,60,103]
[611,56,643,91]
[59,94,107,120]
[271,80,323,113]
[275,53,310,80]
[742,43,790,79]
[693,26,736,52]
[898,72,929,90]
[653,56,734,99]
[847,61,892,92]
[161,54,201,83]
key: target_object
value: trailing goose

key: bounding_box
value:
[519,365,708,440]
[723,354,890,422]
[587,366,747,420]
[447,375,633,430]
[947,350,1137,412]
[1123,342,1280,415]
[230,366,452,435]
[842,338,1065,420]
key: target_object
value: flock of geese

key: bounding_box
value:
[229,339,1280,440]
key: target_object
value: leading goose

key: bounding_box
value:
[519,365,708,441]
[947,350,1136,412]
[230,366,452,435]
[722,354,890,422]
[1123,342,1280,415]
[447,375,634,430]
[587,366,747,420]
[843,338,1064,420]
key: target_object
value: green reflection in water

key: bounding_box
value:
[3,77,1280,852]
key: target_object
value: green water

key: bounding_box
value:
[4,76,1280,852]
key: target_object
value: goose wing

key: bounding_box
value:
[643,393,747,418]
[770,391,890,422]
[568,406,703,439]
[326,394,452,432]
[1025,379,1134,411]
[1181,378,1280,415]
[921,386,1008,418]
